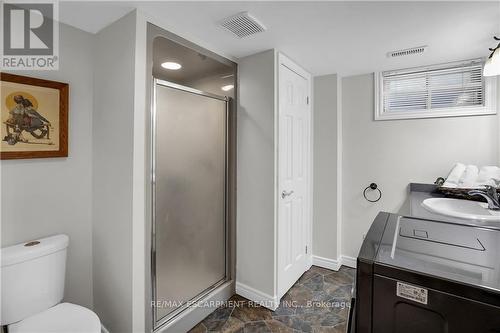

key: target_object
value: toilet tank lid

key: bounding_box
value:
[1,234,69,267]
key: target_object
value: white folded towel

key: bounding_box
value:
[476,166,500,187]
[458,165,479,188]
[442,163,466,188]
[443,163,500,188]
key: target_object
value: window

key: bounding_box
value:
[375,59,497,120]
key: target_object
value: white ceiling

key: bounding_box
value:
[59,1,500,76]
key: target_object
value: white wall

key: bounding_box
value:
[236,49,277,297]
[132,10,147,333]
[1,23,94,309]
[312,74,339,263]
[341,73,499,258]
[92,11,137,333]
[498,81,500,166]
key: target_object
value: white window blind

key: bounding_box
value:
[375,59,497,120]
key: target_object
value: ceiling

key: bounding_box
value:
[59,1,500,76]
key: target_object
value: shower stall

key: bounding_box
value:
[147,24,236,332]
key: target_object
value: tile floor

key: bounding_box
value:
[189,265,354,333]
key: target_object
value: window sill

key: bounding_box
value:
[374,106,497,121]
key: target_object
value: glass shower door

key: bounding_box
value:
[153,81,228,324]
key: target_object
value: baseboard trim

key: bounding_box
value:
[312,255,341,271]
[101,324,110,333]
[235,282,279,311]
[311,255,357,269]
[340,255,357,268]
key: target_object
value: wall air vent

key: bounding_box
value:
[388,46,428,58]
[219,12,266,38]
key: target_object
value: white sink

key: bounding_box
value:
[422,198,500,221]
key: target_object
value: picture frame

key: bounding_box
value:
[1,73,68,159]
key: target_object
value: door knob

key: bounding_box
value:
[281,190,294,199]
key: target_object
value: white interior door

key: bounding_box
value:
[278,56,311,298]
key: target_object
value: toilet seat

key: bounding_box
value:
[8,302,101,333]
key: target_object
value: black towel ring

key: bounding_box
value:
[363,183,382,203]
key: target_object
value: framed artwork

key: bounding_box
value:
[1,73,68,159]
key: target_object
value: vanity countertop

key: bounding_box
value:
[408,183,500,230]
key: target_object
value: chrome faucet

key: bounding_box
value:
[468,185,500,210]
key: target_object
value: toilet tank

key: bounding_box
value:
[1,234,69,325]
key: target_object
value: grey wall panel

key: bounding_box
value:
[312,74,338,261]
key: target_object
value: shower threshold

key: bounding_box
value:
[153,278,233,333]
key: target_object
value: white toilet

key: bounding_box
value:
[1,234,101,333]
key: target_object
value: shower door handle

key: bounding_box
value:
[281,190,294,199]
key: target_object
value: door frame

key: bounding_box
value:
[275,52,313,299]
[146,23,238,333]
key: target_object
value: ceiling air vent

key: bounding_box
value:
[388,46,428,58]
[219,12,266,38]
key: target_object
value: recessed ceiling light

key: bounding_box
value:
[161,62,182,70]
[221,84,234,91]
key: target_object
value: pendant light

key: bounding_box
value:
[483,36,500,77]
